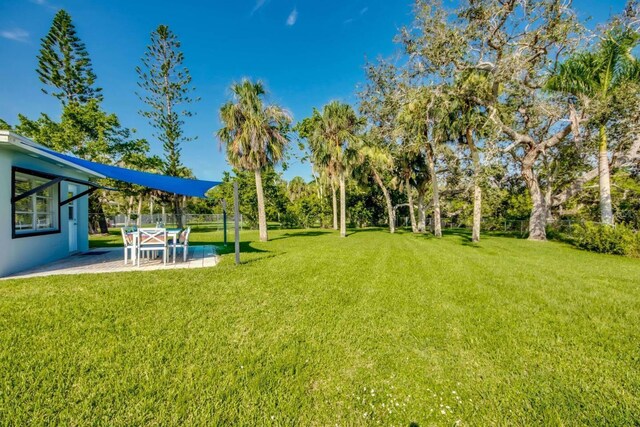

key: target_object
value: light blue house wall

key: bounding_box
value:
[0,133,96,277]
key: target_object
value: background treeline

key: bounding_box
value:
[211,0,640,257]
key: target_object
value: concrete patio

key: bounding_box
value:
[3,245,219,280]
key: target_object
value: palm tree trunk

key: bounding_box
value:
[598,124,614,225]
[254,169,268,242]
[339,171,346,238]
[331,181,338,230]
[467,128,482,242]
[427,148,442,238]
[372,168,395,233]
[406,177,417,233]
[417,190,426,233]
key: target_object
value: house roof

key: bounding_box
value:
[0,130,105,179]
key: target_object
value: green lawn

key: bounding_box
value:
[1,228,640,425]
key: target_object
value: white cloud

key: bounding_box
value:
[344,6,369,25]
[1,28,29,43]
[286,8,298,26]
[252,0,269,15]
[30,0,56,9]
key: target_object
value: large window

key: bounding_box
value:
[12,169,60,237]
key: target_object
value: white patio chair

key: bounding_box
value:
[137,228,168,266]
[121,227,137,265]
[172,227,191,263]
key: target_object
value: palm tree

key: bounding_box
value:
[302,102,362,237]
[287,176,307,201]
[358,132,397,233]
[396,146,419,233]
[296,112,339,230]
[217,79,291,242]
[547,26,640,225]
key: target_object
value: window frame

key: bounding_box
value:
[11,167,62,239]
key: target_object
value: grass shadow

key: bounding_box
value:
[268,230,333,241]
[210,241,269,256]
[237,253,280,266]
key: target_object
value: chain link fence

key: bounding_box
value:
[96,213,245,230]
[99,212,633,237]
[394,216,598,238]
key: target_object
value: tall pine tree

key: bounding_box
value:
[136,25,198,227]
[37,10,101,104]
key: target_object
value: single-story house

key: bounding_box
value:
[1,130,221,278]
[0,130,103,277]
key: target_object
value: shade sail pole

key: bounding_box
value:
[222,199,227,246]
[234,181,240,265]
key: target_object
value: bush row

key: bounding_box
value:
[571,222,640,257]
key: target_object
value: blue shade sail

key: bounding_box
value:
[40,147,220,198]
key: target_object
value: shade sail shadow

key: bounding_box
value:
[212,241,269,256]
[237,253,280,265]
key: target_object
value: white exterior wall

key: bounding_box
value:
[0,148,91,277]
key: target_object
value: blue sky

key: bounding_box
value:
[0,0,630,182]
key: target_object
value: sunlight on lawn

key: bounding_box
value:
[1,228,639,425]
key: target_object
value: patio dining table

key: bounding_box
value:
[127,228,183,263]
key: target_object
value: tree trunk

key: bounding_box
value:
[522,151,547,241]
[426,148,442,238]
[127,195,134,227]
[331,181,338,231]
[417,190,426,233]
[544,184,553,224]
[136,196,143,227]
[173,194,184,229]
[467,128,482,242]
[254,169,268,242]
[88,192,109,234]
[339,170,347,238]
[472,184,482,242]
[182,195,187,227]
[405,176,417,233]
[598,124,614,225]
[372,169,395,233]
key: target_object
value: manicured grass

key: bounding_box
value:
[1,228,640,425]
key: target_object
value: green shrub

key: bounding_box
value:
[572,222,640,257]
